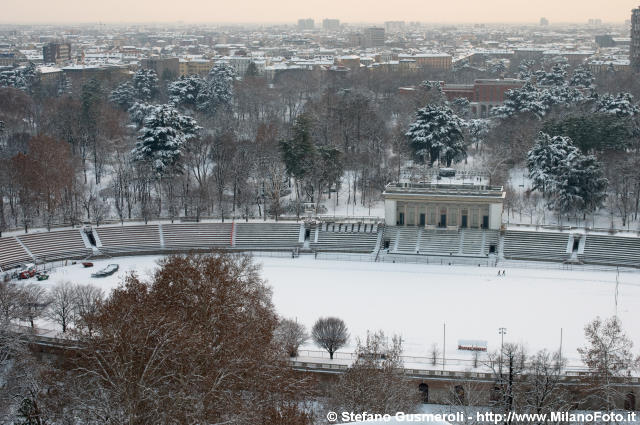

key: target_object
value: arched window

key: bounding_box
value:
[625,391,636,411]
[418,383,429,403]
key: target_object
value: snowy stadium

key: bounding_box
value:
[2,170,640,408]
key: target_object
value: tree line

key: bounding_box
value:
[2,59,640,232]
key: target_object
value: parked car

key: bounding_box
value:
[91,264,119,278]
[18,263,37,279]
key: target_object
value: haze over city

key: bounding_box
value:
[1,0,639,24]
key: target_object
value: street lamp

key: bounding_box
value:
[498,327,507,376]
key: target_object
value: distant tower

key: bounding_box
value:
[539,17,549,26]
[297,18,315,30]
[322,19,340,31]
[363,27,385,48]
[631,6,640,71]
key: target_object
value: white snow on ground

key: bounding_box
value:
[29,254,640,368]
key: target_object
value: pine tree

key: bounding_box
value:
[132,104,201,174]
[517,59,536,81]
[0,63,37,93]
[550,152,608,216]
[526,132,579,195]
[450,97,471,119]
[595,93,639,118]
[569,65,594,88]
[198,63,236,114]
[405,104,465,166]
[132,68,159,101]
[109,81,136,110]
[538,86,584,111]
[167,74,207,111]
[491,82,546,119]
[245,61,259,77]
[128,102,155,127]
[534,63,567,86]
[279,113,315,182]
[489,60,507,76]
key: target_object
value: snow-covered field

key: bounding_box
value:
[34,254,640,367]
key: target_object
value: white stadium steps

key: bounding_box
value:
[582,235,640,267]
[234,223,303,249]
[1,223,639,269]
[162,223,233,249]
[503,230,570,262]
[0,237,33,270]
[17,230,91,262]
[384,226,495,257]
[311,223,378,253]
[95,225,162,254]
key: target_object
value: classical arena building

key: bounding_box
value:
[382,182,505,230]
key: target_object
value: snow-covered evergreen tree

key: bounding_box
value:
[569,65,594,88]
[167,74,207,111]
[405,105,465,166]
[465,119,490,149]
[526,132,579,195]
[132,104,201,174]
[109,81,137,110]
[132,68,159,102]
[595,93,639,118]
[128,102,156,128]
[489,60,508,76]
[0,69,22,89]
[534,63,568,87]
[517,59,536,81]
[197,64,236,114]
[450,97,471,119]
[491,82,546,119]
[549,153,608,216]
[0,63,36,92]
[538,86,585,111]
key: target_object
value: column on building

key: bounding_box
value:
[393,202,496,229]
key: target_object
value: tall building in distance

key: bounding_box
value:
[539,17,549,26]
[384,21,405,32]
[322,19,340,31]
[297,18,315,30]
[42,42,71,64]
[363,27,385,48]
[631,6,640,71]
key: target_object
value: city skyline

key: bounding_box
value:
[1,0,639,25]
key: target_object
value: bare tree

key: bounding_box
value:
[46,281,76,333]
[72,284,104,335]
[521,349,572,416]
[275,317,308,357]
[19,284,50,328]
[327,330,420,415]
[311,317,349,360]
[485,343,527,420]
[429,343,440,366]
[0,280,23,323]
[578,316,635,410]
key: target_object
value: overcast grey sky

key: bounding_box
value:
[2,0,638,24]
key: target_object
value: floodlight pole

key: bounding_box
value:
[442,323,446,371]
[499,327,507,377]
